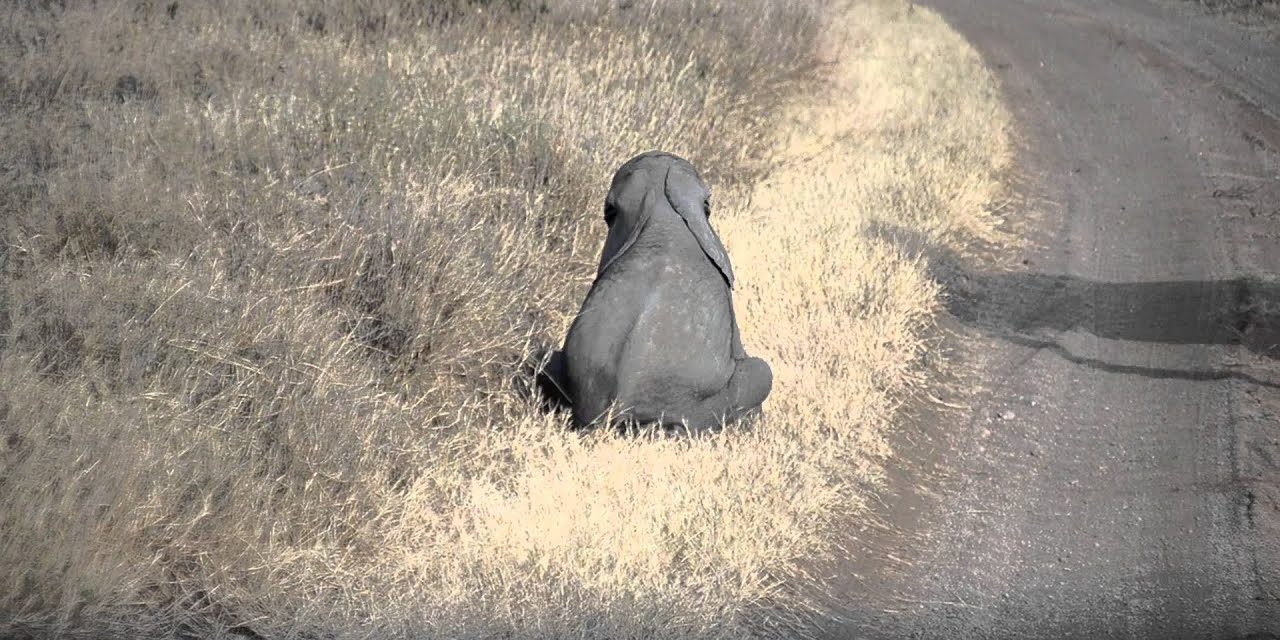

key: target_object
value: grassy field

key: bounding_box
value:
[0,1,1009,638]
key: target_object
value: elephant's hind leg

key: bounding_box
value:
[676,357,772,432]
[723,356,772,421]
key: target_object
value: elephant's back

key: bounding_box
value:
[561,252,659,422]
[563,226,735,423]
[616,249,735,401]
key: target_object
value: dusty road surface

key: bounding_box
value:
[825,1,1280,638]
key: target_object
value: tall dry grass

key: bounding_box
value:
[0,0,1010,638]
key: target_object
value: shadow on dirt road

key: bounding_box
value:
[942,266,1280,388]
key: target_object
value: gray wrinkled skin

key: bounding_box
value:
[539,151,772,432]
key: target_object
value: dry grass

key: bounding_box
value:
[0,1,1010,638]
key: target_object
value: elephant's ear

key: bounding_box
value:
[596,193,650,278]
[665,165,734,288]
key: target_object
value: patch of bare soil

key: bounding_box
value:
[822,0,1280,637]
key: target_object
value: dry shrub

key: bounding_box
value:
[0,0,1010,638]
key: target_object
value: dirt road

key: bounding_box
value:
[826,1,1280,637]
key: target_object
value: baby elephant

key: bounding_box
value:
[538,151,772,432]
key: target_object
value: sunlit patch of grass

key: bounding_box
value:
[0,0,1009,637]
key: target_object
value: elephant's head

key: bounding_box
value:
[596,151,735,288]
